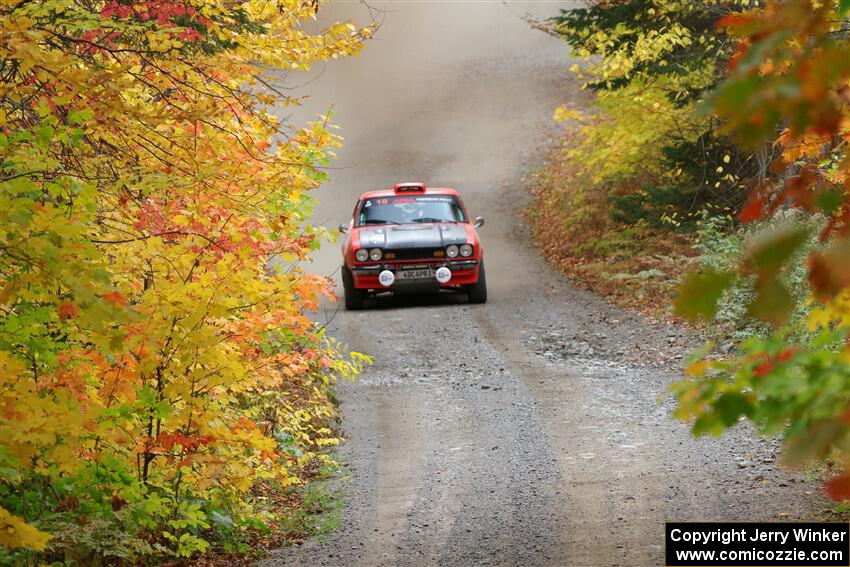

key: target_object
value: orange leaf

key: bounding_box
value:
[809,237,850,298]
[101,291,128,307]
[58,302,78,321]
[717,14,754,30]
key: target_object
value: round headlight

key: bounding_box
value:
[355,249,369,262]
[460,244,473,257]
[446,244,459,258]
[369,248,383,261]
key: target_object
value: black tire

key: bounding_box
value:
[342,266,365,310]
[467,261,487,304]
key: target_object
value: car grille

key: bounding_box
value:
[385,248,444,260]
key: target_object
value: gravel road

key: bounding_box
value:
[262,3,830,566]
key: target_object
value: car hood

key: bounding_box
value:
[357,223,468,249]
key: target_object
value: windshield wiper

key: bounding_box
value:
[363,219,400,225]
[412,217,454,223]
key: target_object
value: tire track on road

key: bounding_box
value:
[472,308,667,566]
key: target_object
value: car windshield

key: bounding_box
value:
[356,195,467,226]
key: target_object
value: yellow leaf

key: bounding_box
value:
[686,360,711,377]
[0,508,51,551]
[553,105,585,123]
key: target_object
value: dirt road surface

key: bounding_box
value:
[262,3,828,566]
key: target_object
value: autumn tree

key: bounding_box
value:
[0,0,370,562]
[547,0,850,499]
[553,0,759,228]
[674,0,850,497]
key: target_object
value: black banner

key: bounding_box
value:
[666,522,850,566]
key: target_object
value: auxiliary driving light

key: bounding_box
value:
[378,270,395,287]
[435,267,452,283]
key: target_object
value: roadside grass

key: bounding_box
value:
[186,454,346,566]
[800,459,850,518]
[526,139,698,317]
[278,459,345,544]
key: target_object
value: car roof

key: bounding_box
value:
[358,187,461,200]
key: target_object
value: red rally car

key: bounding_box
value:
[338,182,487,310]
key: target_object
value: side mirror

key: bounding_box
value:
[473,216,485,228]
[338,223,349,234]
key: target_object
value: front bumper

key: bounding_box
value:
[350,259,480,289]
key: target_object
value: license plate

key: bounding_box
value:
[397,268,433,280]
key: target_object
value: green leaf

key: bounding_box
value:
[35,125,54,149]
[693,412,723,437]
[67,108,94,125]
[674,269,735,321]
[783,418,847,467]
[155,400,173,419]
[748,277,794,325]
[744,222,810,277]
[211,510,234,530]
[714,392,753,427]
[816,189,845,213]
[840,0,850,16]
[135,386,157,408]
[704,74,760,117]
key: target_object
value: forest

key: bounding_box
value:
[1,0,849,565]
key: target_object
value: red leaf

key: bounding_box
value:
[825,473,850,500]
[777,347,798,362]
[754,362,774,377]
[740,193,766,223]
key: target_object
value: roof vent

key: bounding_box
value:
[393,182,426,193]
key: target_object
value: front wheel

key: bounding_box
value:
[342,266,365,310]
[467,262,487,304]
